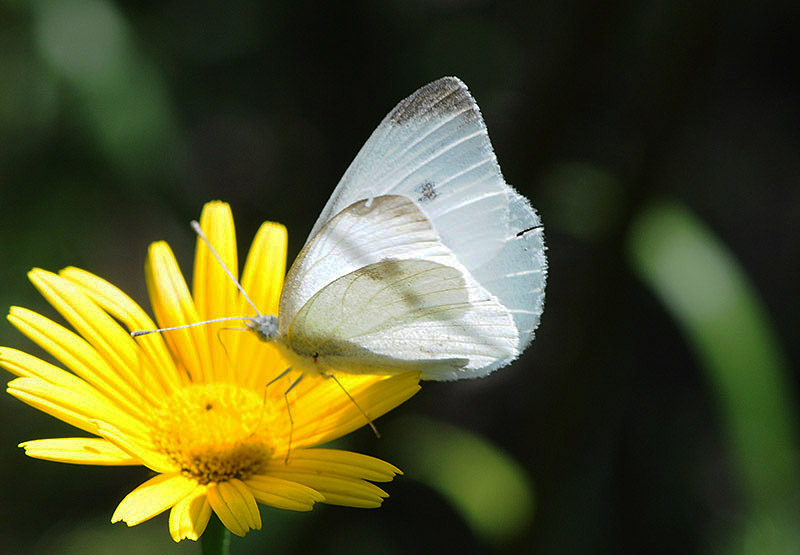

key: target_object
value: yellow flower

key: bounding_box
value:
[0,201,420,541]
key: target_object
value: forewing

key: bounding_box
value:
[286,259,518,381]
[307,77,508,272]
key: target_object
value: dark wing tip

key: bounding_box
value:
[389,76,479,125]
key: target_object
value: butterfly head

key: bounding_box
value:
[246,314,281,342]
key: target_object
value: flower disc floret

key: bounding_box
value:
[151,383,275,484]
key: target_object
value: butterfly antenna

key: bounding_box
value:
[328,373,380,438]
[131,316,250,337]
[190,220,262,317]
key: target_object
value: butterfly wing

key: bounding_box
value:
[286,259,517,381]
[280,195,518,380]
[306,77,546,353]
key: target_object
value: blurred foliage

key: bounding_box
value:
[628,202,800,554]
[1,0,799,554]
[385,415,535,546]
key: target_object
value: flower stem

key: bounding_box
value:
[201,515,231,555]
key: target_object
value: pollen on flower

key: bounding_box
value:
[150,383,277,484]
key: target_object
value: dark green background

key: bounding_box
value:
[1,1,798,553]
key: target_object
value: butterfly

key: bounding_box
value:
[140,77,547,385]
[242,76,546,383]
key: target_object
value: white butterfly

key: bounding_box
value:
[244,76,546,381]
[142,77,547,383]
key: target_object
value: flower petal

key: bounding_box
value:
[8,377,147,440]
[28,269,153,402]
[112,473,198,527]
[206,479,261,537]
[268,448,402,481]
[92,419,175,474]
[0,346,99,393]
[193,202,239,383]
[145,242,212,383]
[8,306,148,419]
[60,266,181,393]
[241,221,287,318]
[260,449,401,508]
[192,201,239,320]
[169,485,211,542]
[264,471,389,508]
[289,371,421,449]
[19,438,138,465]
[244,474,324,511]
[229,478,262,531]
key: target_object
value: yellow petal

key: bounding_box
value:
[19,438,138,465]
[290,372,421,449]
[263,471,388,508]
[8,377,146,439]
[228,478,262,531]
[193,201,239,320]
[206,479,261,537]
[92,419,175,474]
[112,473,198,526]
[244,474,324,511]
[169,485,211,542]
[8,306,145,419]
[193,202,239,383]
[28,269,150,401]
[0,347,99,394]
[241,221,287,317]
[236,335,287,391]
[315,492,384,508]
[145,242,212,383]
[268,448,402,481]
[60,266,181,393]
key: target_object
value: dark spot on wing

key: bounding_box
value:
[389,77,479,125]
[516,224,543,237]
[416,182,438,203]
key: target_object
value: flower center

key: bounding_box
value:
[150,383,276,484]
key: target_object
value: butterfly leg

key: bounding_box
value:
[256,367,300,463]
[322,372,380,438]
[279,372,307,463]
[267,366,294,387]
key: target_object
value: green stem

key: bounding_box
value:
[201,515,231,555]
